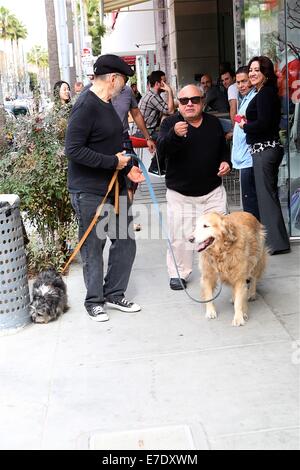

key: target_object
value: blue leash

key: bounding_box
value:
[126,152,222,304]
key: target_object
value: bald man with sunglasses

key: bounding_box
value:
[156,85,232,290]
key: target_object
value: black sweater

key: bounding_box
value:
[65,90,127,195]
[156,112,231,197]
[244,85,281,145]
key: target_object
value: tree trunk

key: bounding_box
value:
[44,0,60,93]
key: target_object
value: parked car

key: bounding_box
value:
[12,103,30,117]
[4,108,16,121]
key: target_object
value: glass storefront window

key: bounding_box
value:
[285,1,300,237]
[238,0,300,237]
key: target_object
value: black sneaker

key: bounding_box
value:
[106,297,141,313]
[270,248,291,255]
[170,278,187,290]
[86,305,109,322]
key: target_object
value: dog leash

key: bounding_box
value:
[126,153,222,304]
[61,156,222,303]
[61,170,119,275]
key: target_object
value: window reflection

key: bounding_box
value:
[241,0,300,236]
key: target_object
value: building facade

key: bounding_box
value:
[235,0,300,238]
[102,0,299,238]
[154,0,300,238]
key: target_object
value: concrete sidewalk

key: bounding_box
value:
[0,200,299,450]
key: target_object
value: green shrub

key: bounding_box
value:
[0,105,76,273]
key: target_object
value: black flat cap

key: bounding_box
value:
[93,54,134,77]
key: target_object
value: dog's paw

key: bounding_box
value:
[232,316,246,327]
[205,309,217,320]
[248,294,256,301]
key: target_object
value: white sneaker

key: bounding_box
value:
[106,297,141,313]
[86,305,109,322]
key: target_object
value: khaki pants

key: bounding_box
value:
[166,185,227,279]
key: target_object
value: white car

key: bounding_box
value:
[5,108,16,120]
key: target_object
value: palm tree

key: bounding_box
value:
[0,7,27,129]
[27,46,49,105]
[6,14,28,94]
[27,45,49,70]
[0,7,10,102]
[0,7,11,133]
[0,6,11,38]
[14,21,28,93]
[0,6,12,89]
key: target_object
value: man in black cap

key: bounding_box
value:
[65,54,144,322]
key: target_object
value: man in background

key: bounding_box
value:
[74,81,84,94]
[112,83,156,208]
[130,83,142,103]
[221,69,238,126]
[72,81,84,103]
[200,74,229,113]
[231,66,259,219]
[132,70,175,175]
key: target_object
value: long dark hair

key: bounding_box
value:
[53,80,71,104]
[248,56,278,90]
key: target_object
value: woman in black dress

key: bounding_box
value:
[239,56,290,255]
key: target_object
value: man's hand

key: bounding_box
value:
[174,121,188,137]
[147,139,156,153]
[127,166,145,183]
[238,117,247,129]
[217,161,231,177]
[160,81,171,93]
[116,151,131,169]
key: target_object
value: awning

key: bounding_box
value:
[104,0,149,13]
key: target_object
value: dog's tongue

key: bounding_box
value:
[197,241,207,252]
[197,237,214,252]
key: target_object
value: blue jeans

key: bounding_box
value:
[71,189,136,309]
[240,167,260,221]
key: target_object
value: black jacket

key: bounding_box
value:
[65,90,130,195]
[244,85,281,145]
[156,111,231,196]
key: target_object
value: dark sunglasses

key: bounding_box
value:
[178,96,203,105]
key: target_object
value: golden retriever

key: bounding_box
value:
[192,211,268,326]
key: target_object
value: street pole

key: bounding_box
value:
[0,73,6,142]
[66,0,76,90]
[0,73,3,105]
[71,0,83,80]
[99,0,104,23]
[55,0,70,83]
[79,0,86,50]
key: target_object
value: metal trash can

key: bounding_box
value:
[0,195,31,334]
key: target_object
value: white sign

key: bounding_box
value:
[82,56,95,75]
[82,47,92,57]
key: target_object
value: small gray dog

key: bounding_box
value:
[30,269,68,323]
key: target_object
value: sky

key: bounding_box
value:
[0,0,47,51]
